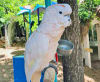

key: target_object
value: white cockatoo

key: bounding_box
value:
[24,4,72,82]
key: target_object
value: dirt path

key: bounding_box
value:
[0,47,100,82]
[0,47,25,82]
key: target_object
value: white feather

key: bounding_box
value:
[24,4,72,82]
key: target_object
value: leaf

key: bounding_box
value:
[0,18,5,23]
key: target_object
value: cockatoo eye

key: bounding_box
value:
[59,11,62,14]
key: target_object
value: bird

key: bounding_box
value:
[24,4,72,82]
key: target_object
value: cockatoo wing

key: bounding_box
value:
[24,31,49,82]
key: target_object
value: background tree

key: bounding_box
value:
[78,0,100,68]
[0,0,57,47]
[57,0,84,82]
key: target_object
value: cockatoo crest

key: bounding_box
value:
[41,4,72,27]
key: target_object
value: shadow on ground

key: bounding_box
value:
[11,50,25,56]
[0,58,13,82]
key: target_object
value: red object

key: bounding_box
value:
[55,53,58,63]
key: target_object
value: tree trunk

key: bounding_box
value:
[96,24,100,60]
[5,17,16,47]
[0,27,2,38]
[5,24,9,47]
[81,33,91,68]
[80,23,91,68]
[58,0,84,82]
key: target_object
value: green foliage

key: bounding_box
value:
[78,0,100,24]
[0,0,57,29]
